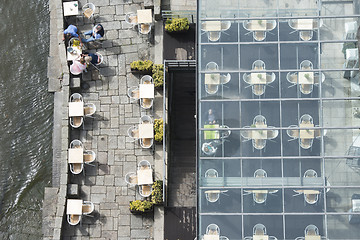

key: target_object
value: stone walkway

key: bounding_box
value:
[62,0,158,239]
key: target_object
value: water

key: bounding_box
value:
[0,0,52,239]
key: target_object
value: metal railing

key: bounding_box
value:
[161,10,197,23]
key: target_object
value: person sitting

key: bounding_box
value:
[81,24,104,43]
[207,108,217,124]
[63,24,83,45]
[82,53,101,65]
[70,57,87,75]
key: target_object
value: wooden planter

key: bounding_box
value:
[130,68,152,75]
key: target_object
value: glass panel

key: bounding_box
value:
[199,188,241,213]
[327,214,360,239]
[324,158,360,187]
[320,42,358,70]
[322,100,360,128]
[240,44,279,71]
[326,187,360,213]
[243,215,283,239]
[280,43,319,71]
[285,215,325,240]
[321,70,355,98]
[324,129,359,156]
[243,188,283,213]
[200,20,239,43]
[199,215,242,239]
[320,18,359,41]
[284,188,324,213]
[200,44,239,71]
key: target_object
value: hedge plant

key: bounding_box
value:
[130,60,153,71]
[154,118,164,142]
[165,18,190,33]
[151,180,164,205]
[129,200,153,212]
[152,64,164,88]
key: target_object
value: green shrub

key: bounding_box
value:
[165,18,190,33]
[152,64,164,88]
[130,60,153,71]
[151,180,164,204]
[129,200,153,212]
[154,118,164,142]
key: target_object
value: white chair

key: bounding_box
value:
[300,30,313,41]
[243,73,252,85]
[140,115,153,124]
[253,115,266,125]
[140,98,153,109]
[219,125,231,139]
[139,185,152,197]
[253,223,267,235]
[241,126,252,142]
[125,12,138,25]
[70,116,83,128]
[69,163,84,175]
[300,60,313,70]
[287,125,299,140]
[82,3,95,19]
[303,171,319,204]
[83,150,96,165]
[243,21,251,31]
[313,19,323,29]
[221,21,231,31]
[207,31,221,42]
[267,127,278,140]
[314,73,325,85]
[305,224,319,236]
[125,172,137,186]
[299,114,313,124]
[253,170,268,204]
[300,138,313,150]
[206,224,220,235]
[288,19,298,30]
[220,73,231,84]
[205,169,218,178]
[300,83,313,95]
[253,31,266,41]
[304,169,317,178]
[205,190,220,203]
[128,126,139,142]
[138,23,151,34]
[140,138,154,148]
[252,60,265,70]
[94,52,103,66]
[220,236,229,240]
[266,73,276,84]
[205,84,219,95]
[84,103,96,117]
[82,201,94,215]
[254,169,267,178]
[141,75,153,84]
[286,72,298,87]
[70,93,83,102]
[266,20,277,31]
[206,62,219,71]
[67,214,81,226]
[345,21,358,39]
[127,86,140,103]
[252,84,266,96]
[138,160,151,170]
[314,126,327,139]
[70,139,83,148]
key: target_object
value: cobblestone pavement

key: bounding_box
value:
[62,0,156,239]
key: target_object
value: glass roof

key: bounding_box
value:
[197,0,360,239]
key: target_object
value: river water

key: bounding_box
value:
[0,0,51,239]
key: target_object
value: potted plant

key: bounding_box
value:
[130,60,153,74]
[151,180,164,205]
[304,73,312,81]
[257,20,263,26]
[154,118,164,142]
[165,18,190,33]
[129,200,153,214]
[257,73,263,79]
[152,64,164,88]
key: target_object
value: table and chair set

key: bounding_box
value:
[201,21,232,42]
[203,169,228,203]
[201,123,231,156]
[204,61,232,95]
[243,19,277,41]
[124,160,154,197]
[125,9,153,34]
[127,115,155,149]
[66,199,95,225]
[68,93,96,128]
[128,75,155,109]
[68,139,96,175]
[243,223,278,240]
[201,223,229,240]
[243,60,276,96]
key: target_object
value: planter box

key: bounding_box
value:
[129,201,154,214]
[130,69,152,75]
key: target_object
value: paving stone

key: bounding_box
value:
[97,151,108,165]
[104,175,115,186]
[117,226,131,237]
[91,193,106,203]
[131,229,150,239]
[100,6,116,15]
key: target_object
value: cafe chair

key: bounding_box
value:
[304,169,317,178]
[70,93,83,102]
[82,3,95,19]
[125,172,138,186]
[243,73,252,86]
[314,73,325,85]
[127,126,139,142]
[139,185,152,197]
[138,23,151,34]
[300,138,313,149]
[69,163,84,175]
[286,72,298,87]
[82,201,95,215]
[253,223,267,235]
[138,160,152,170]
[300,83,313,95]
[254,169,267,178]
[300,30,313,41]
[67,214,81,226]
[253,115,266,125]
[125,12,138,25]
[207,31,221,42]
[141,75,154,84]
[70,139,83,149]
[206,62,219,71]
[305,224,319,236]
[140,98,153,109]
[300,60,313,70]
[295,237,305,240]
[266,73,276,85]
[287,125,299,141]
[128,86,140,103]
[253,31,266,41]
[253,139,266,150]
[140,138,154,148]
[70,116,84,128]
[267,127,279,140]
[288,19,298,30]
[241,126,252,142]
[68,37,81,48]
[140,115,153,124]
[299,114,313,124]
[266,20,277,31]
[205,190,220,203]
[314,126,327,139]
[220,73,231,85]
[219,237,229,240]
[252,60,265,70]
[205,84,219,95]
[221,21,231,31]
[84,103,96,117]
[253,189,267,204]
[206,224,220,235]
[205,168,218,178]
[243,20,252,31]
[313,19,324,29]
[83,150,96,165]
[252,84,266,96]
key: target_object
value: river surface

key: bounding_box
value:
[0,0,51,239]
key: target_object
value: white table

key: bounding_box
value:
[63,1,79,16]
[67,46,82,61]
[68,148,83,163]
[305,236,321,240]
[137,168,153,185]
[69,102,84,117]
[139,84,154,98]
[251,124,267,139]
[300,123,314,139]
[253,235,269,240]
[139,123,154,138]
[137,9,152,24]
[298,72,314,84]
[203,235,220,240]
[297,19,314,30]
[204,21,222,31]
[205,74,220,84]
[67,199,82,215]
[250,73,266,84]
[250,20,267,31]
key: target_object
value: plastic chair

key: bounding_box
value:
[267,127,279,140]
[300,83,313,95]
[205,190,220,203]
[125,12,138,25]
[220,73,231,84]
[70,139,83,149]
[70,116,84,128]
[70,93,83,102]
[140,115,153,124]
[84,103,96,117]
[288,19,298,30]
[82,201,94,215]
[253,115,266,125]
[138,160,152,170]
[252,60,265,70]
[139,185,152,197]
[140,98,153,109]
[300,30,313,41]
[138,23,151,34]
[266,73,276,84]
[69,163,84,175]
[82,3,95,19]
[205,169,218,178]
[219,125,231,139]
[221,21,231,31]
[254,169,267,178]
[266,20,277,31]
[300,138,313,149]
[314,73,325,85]
[207,31,221,42]
[140,138,154,148]
[205,84,219,95]
[253,223,267,235]
[299,114,313,124]
[67,214,81,225]
[252,84,266,96]
[243,73,252,85]
[206,62,219,71]
[305,224,319,236]
[127,126,139,142]
[253,31,266,41]
[83,150,96,165]
[125,172,137,186]
[127,86,140,103]
[304,169,317,178]
[243,21,251,31]
[300,60,313,70]
[287,125,299,140]
[241,126,252,142]
[286,72,298,87]
[206,224,220,235]
[202,142,217,155]
[141,75,153,84]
